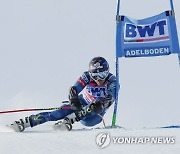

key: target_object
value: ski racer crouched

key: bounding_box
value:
[11,57,117,132]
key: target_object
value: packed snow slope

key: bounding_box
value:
[0,124,180,154]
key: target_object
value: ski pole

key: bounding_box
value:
[0,100,70,114]
[0,107,60,114]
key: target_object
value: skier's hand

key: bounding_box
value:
[95,94,113,109]
[70,97,82,111]
[90,101,104,114]
[68,86,82,111]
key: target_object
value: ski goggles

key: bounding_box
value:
[89,70,109,80]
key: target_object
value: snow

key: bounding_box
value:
[0,125,180,154]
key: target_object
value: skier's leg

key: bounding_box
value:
[80,111,106,127]
[29,104,73,127]
[11,104,74,132]
[59,101,106,130]
[53,95,88,131]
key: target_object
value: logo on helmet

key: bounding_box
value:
[92,62,103,69]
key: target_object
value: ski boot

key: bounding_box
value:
[53,113,80,131]
[10,117,31,132]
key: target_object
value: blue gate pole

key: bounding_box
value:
[170,0,174,11]
[170,0,180,65]
[112,0,121,127]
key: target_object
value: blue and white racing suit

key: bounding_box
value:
[29,71,117,127]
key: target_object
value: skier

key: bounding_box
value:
[11,56,117,132]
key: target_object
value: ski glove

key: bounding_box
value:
[90,101,104,114]
[69,86,82,111]
[96,94,113,107]
[103,94,114,108]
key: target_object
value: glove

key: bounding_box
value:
[69,86,82,111]
[70,97,82,111]
[90,94,113,113]
[103,94,113,108]
[90,100,104,114]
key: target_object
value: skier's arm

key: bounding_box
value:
[68,72,90,110]
[107,75,116,100]
[73,72,90,93]
[104,75,117,108]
